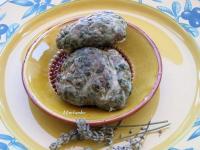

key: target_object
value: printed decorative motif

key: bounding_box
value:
[0,13,19,50]
[0,134,27,150]
[167,117,200,150]
[0,0,199,149]
[9,0,55,19]
[188,117,200,140]
[181,7,200,28]
[155,0,199,37]
[168,148,194,150]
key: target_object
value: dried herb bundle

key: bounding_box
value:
[49,119,114,150]
[49,119,170,150]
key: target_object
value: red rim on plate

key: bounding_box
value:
[22,18,162,126]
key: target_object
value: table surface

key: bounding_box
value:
[0,0,199,149]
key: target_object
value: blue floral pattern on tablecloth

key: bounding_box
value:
[0,134,27,150]
[188,117,200,140]
[0,0,199,149]
[156,0,199,37]
[9,0,55,19]
[0,13,19,50]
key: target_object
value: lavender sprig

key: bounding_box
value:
[49,119,170,150]
[76,119,114,144]
[108,120,168,128]
[49,130,78,150]
[127,121,151,150]
[49,119,115,150]
[121,122,171,140]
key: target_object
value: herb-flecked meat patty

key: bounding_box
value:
[56,11,127,51]
[55,47,132,111]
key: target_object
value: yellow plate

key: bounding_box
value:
[0,0,200,149]
[22,20,162,126]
